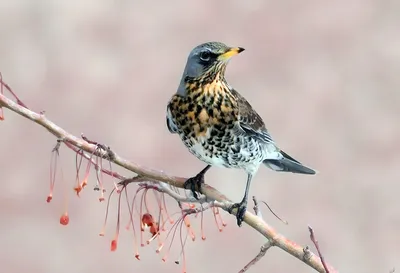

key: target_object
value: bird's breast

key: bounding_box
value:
[169,80,238,140]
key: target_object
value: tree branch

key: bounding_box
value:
[239,241,272,273]
[0,83,337,272]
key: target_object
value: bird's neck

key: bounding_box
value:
[177,65,228,97]
[183,74,230,97]
[177,67,229,93]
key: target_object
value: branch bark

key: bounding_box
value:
[0,88,337,273]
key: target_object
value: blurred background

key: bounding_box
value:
[0,0,399,272]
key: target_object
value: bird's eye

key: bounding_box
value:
[199,50,211,62]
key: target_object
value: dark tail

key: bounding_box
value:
[263,150,316,175]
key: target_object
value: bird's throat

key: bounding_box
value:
[184,75,231,99]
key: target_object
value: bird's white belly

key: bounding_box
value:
[188,141,227,166]
[183,133,265,174]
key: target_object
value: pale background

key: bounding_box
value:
[0,0,399,272]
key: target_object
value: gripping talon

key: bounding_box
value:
[228,201,248,227]
[183,174,204,199]
[183,165,211,199]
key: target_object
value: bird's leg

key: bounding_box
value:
[184,165,211,199]
[228,173,253,227]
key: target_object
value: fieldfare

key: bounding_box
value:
[166,42,316,227]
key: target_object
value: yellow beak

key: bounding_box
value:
[218,47,245,61]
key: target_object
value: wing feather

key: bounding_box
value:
[230,88,274,144]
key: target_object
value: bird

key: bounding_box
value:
[166,41,316,227]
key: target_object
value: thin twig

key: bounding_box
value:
[239,241,272,273]
[260,200,288,225]
[0,72,28,108]
[253,195,288,225]
[252,196,262,218]
[66,142,124,180]
[308,226,330,273]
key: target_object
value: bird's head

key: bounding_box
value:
[179,42,244,85]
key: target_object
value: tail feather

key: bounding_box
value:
[263,150,316,175]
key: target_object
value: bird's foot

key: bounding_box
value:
[183,173,205,200]
[228,200,248,227]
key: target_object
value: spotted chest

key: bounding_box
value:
[167,81,265,169]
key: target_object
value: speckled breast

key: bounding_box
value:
[168,81,265,168]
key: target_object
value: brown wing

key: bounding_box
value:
[230,88,275,144]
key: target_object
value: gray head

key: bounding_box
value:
[177,42,245,96]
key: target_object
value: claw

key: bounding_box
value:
[183,174,204,199]
[228,201,247,227]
